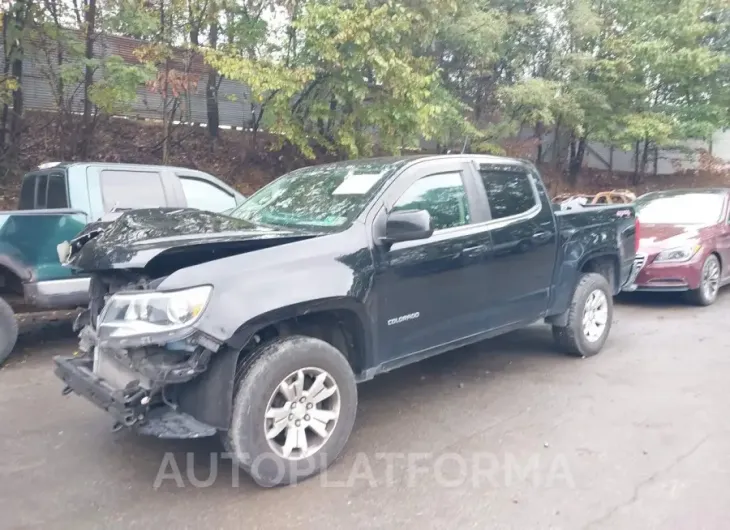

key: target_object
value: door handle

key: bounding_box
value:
[532,231,551,242]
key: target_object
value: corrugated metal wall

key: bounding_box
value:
[3,32,254,127]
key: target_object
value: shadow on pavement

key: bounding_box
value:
[103,323,572,494]
[4,312,78,367]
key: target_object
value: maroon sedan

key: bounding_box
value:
[624,188,730,305]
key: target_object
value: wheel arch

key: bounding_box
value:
[226,297,373,373]
[579,252,619,293]
[710,250,722,269]
[0,263,25,299]
[546,259,615,328]
[177,298,373,430]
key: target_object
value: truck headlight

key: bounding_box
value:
[98,285,212,341]
[654,245,700,263]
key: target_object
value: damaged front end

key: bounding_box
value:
[53,208,315,439]
[54,273,222,439]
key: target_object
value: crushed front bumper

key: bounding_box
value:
[54,355,217,439]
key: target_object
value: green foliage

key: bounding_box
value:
[89,56,155,114]
[4,0,729,169]
[488,0,730,173]
[209,0,469,158]
[104,0,160,39]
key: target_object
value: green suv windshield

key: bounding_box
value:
[228,159,408,231]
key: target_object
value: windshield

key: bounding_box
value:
[636,193,725,225]
[228,159,405,231]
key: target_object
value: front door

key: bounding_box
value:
[371,160,491,363]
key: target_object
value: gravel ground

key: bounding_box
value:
[1,293,729,530]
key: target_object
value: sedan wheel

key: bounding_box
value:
[689,254,721,306]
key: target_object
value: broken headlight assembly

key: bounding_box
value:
[97,285,212,344]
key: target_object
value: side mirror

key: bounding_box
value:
[382,209,433,243]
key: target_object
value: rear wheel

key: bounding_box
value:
[552,273,613,358]
[223,335,358,487]
[688,254,721,306]
[0,296,18,367]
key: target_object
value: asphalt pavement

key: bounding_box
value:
[1,293,729,530]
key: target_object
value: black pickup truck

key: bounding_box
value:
[53,155,639,487]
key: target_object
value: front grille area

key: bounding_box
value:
[634,253,647,271]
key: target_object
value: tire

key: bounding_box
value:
[223,335,358,487]
[0,296,18,367]
[552,273,613,358]
[687,254,721,306]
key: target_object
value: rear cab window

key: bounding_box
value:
[47,173,69,208]
[99,169,167,211]
[18,171,69,210]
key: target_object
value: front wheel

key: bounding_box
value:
[552,273,613,358]
[0,296,18,367]
[223,335,358,487]
[688,254,721,306]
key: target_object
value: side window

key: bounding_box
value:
[46,173,69,208]
[100,170,167,211]
[392,172,471,231]
[479,168,537,220]
[179,177,237,213]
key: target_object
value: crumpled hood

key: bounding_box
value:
[64,207,318,271]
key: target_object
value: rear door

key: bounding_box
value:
[98,169,169,211]
[87,166,182,221]
[472,162,558,329]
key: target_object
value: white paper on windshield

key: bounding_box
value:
[332,171,384,195]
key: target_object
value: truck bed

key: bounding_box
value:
[555,203,637,290]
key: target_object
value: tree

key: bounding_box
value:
[207,0,470,158]
[29,0,154,159]
[1,0,34,162]
[81,0,96,155]
[605,0,730,182]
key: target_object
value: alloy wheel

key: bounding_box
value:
[702,256,721,302]
[582,289,608,343]
[264,367,341,460]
